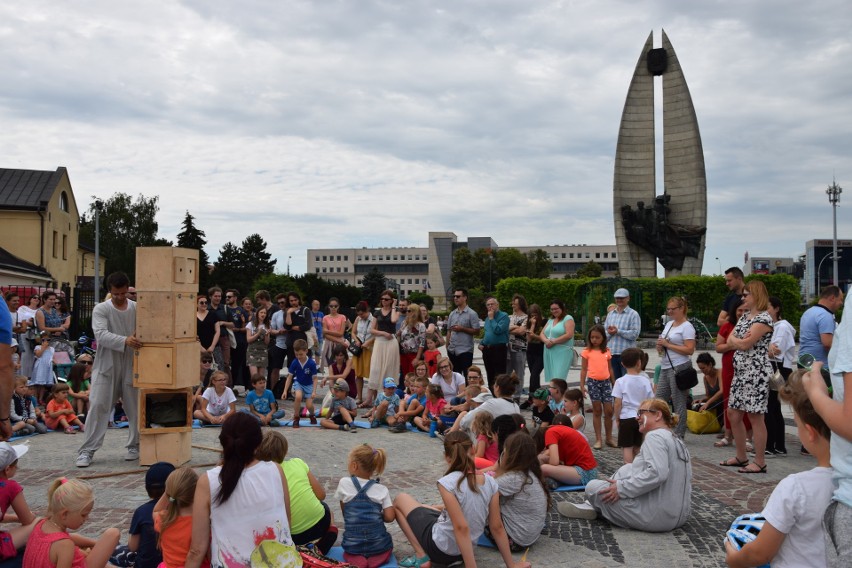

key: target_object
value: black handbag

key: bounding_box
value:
[663,324,698,391]
[347,343,362,357]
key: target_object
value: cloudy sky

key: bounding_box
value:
[1,0,849,276]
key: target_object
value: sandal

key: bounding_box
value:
[64,427,77,435]
[593,441,602,450]
[399,555,430,567]
[714,437,731,447]
[719,457,748,467]
[738,462,767,474]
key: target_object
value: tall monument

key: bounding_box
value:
[613,30,707,277]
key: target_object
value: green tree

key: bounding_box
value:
[361,268,387,306]
[240,234,276,286]
[79,193,170,282]
[495,248,528,280]
[212,242,246,294]
[408,291,434,310]
[176,211,211,291]
[526,249,553,278]
[293,273,361,308]
[575,261,603,279]
[251,273,300,299]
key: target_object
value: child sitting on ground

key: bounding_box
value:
[548,378,568,414]
[725,371,834,568]
[66,362,91,416]
[564,388,586,432]
[154,467,209,568]
[23,478,120,568]
[530,388,554,430]
[193,371,236,425]
[612,348,655,464]
[283,339,319,429]
[335,444,395,568]
[194,353,215,412]
[0,442,38,563]
[537,414,599,488]
[444,384,481,415]
[413,384,447,436]
[320,379,358,432]
[245,372,285,426]
[45,383,85,434]
[256,430,338,553]
[124,461,174,568]
[390,377,428,434]
[365,378,402,429]
[472,411,499,469]
[11,376,47,435]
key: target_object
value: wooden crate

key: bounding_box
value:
[133,340,199,389]
[135,247,199,292]
[139,387,194,434]
[136,291,196,343]
[139,431,192,466]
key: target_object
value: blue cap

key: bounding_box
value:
[383,377,397,388]
[145,461,175,489]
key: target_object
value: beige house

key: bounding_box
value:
[0,167,102,288]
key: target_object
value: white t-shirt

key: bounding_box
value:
[202,387,237,416]
[432,471,497,557]
[334,476,392,508]
[761,466,834,568]
[612,374,655,419]
[430,372,466,402]
[660,320,696,368]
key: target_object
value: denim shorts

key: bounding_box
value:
[293,381,314,397]
[574,466,599,486]
[587,379,613,403]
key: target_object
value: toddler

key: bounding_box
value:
[23,478,120,568]
[335,444,395,568]
[0,442,38,562]
[367,378,402,428]
[472,411,498,469]
[423,335,441,377]
[154,467,209,568]
[391,377,428,434]
[11,376,46,435]
[45,383,84,434]
[579,325,615,449]
[413,384,446,436]
[320,379,358,431]
[244,372,285,426]
[30,332,55,405]
[193,371,236,425]
[283,339,318,429]
[611,348,654,463]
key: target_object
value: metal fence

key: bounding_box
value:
[1,284,97,339]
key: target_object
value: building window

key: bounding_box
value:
[393,255,398,260]
[337,267,341,272]
[322,256,327,261]
[59,191,69,212]
[315,256,319,261]
[337,255,341,261]
[415,254,420,260]
[62,235,68,260]
[322,267,327,273]
[596,253,600,259]
[613,253,617,258]
[603,252,608,258]
[344,255,348,261]
[344,267,348,272]
[357,279,362,285]
[379,255,383,260]
[423,255,428,261]
[315,268,320,273]
[415,278,420,284]
[408,255,412,260]
[52,231,58,258]
[569,253,574,258]
[357,255,361,261]
[561,253,566,258]
[585,253,590,258]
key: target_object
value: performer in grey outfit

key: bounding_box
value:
[76,272,141,467]
[558,398,692,532]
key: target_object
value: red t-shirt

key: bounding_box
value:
[544,425,597,471]
[718,323,735,383]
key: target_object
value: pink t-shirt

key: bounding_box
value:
[477,434,499,463]
[425,397,447,419]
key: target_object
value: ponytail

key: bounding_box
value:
[215,413,262,505]
[443,431,477,492]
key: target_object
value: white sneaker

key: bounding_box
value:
[75,452,93,468]
[125,446,139,461]
[556,501,598,520]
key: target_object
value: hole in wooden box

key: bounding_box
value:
[144,391,191,429]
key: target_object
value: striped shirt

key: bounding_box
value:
[604,306,641,355]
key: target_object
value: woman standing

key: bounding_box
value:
[17,294,40,377]
[246,307,270,377]
[720,281,774,474]
[540,300,575,381]
[521,304,546,410]
[559,398,692,532]
[714,299,751,448]
[508,294,529,395]
[196,295,221,357]
[350,301,375,405]
[366,291,400,407]
[655,296,696,439]
[186,413,295,567]
[766,296,795,457]
[35,291,65,338]
[397,303,426,377]
[321,298,349,371]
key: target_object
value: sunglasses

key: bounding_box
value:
[636,408,656,417]
[329,304,339,308]
[198,301,207,305]
[80,360,93,365]
[381,298,392,301]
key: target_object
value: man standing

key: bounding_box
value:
[605,288,641,379]
[479,297,509,391]
[445,289,480,378]
[268,293,289,395]
[225,289,247,394]
[76,272,141,467]
[0,297,14,440]
[717,267,745,328]
[311,299,324,365]
[800,285,844,365]
[396,298,409,332]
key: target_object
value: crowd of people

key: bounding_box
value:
[0,266,850,567]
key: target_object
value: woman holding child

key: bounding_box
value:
[559,398,692,532]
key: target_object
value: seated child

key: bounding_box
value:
[413,384,447,436]
[612,348,654,464]
[126,461,174,568]
[547,378,568,415]
[537,414,599,487]
[0,442,38,562]
[66,362,91,416]
[320,379,358,432]
[725,371,834,568]
[244,372,285,426]
[395,371,416,403]
[472,411,498,469]
[193,371,236,425]
[564,388,587,432]
[335,444,394,568]
[366,378,402,429]
[390,377,428,434]
[283,339,318,429]
[153,467,209,568]
[11,376,47,435]
[530,388,554,430]
[257,431,338,553]
[194,353,215,412]
[45,383,85,434]
[23,478,120,568]
[444,384,480,415]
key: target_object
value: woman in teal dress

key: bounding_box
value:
[540,299,575,380]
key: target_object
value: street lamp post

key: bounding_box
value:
[827,179,842,286]
[817,250,842,294]
[287,255,292,276]
[93,200,103,304]
[715,257,721,275]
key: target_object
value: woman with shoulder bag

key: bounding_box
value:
[350,301,375,406]
[655,296,696,439]
[765,295,795,457]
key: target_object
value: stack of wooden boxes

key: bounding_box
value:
[134,247,200,466]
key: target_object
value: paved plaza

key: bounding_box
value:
[5,348,811,567]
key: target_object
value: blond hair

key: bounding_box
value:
[158,468,198,541]
[349,444,387,476]
[641,398,680,428]
[256,430,289,463]
[47,478,93,515]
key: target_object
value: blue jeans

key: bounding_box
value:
[240,408,286,422]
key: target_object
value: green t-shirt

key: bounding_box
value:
[281,458,325,534]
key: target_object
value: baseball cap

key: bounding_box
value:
[614,288,630,298]
[145,461,176,490]
[532,388,550,400]
[332,378,350,391]
[383,377,397,389]
[0,442,28,469]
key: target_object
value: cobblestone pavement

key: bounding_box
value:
[4,348,813,567]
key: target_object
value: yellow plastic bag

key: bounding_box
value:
[686,409,721,434]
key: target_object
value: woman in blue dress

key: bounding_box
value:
[540,299,575,380]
